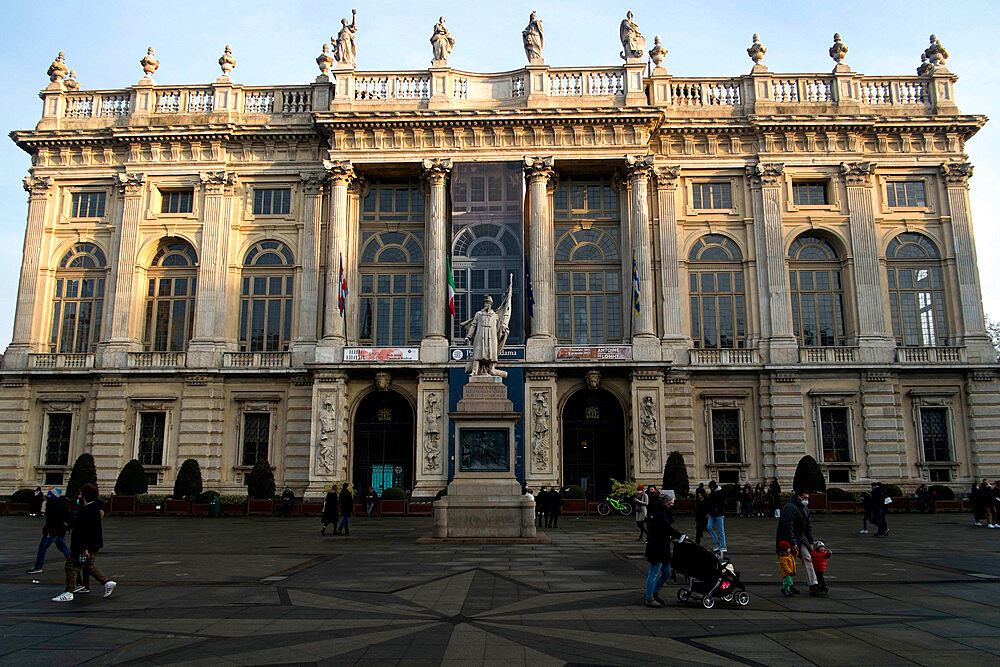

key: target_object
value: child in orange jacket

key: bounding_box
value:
[777,540,797,597]
[810,541,832,593]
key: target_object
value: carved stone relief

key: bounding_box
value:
[423,391,443,472]
[639,394,658,468]
[317,392,337,475]
[531,390,550,471]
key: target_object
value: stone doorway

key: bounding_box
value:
[353,390,414,495]
[561,388,627,500]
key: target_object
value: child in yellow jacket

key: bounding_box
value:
[777,540,797,597]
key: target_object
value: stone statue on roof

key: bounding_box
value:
[523,11,544,64]
[431,16,455,66]
[333,9,358,68]
[619,11,646,62]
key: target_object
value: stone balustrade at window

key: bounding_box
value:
[798,346,859,364]
[29,353,95,369]
[128,352,186,368]
[223,352,291,368]
[896,346,966,363]
[689,348,760,366]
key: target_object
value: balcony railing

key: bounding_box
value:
[896,346,966,363]
[689,348,760,365]
[223,352,291,368]
[799,347,859,363]
[128,352,186,368]
[29,353,94,369]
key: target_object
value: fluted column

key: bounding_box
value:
[99,172,146,368]
[626,155,658,361]
[420,158,452,363]
[316,160,354,363]
[290,172,327,364]
[654,165,690,362]
[748,163,796,364]
[942,162,993,362]
[4,175,54,368]
[524,156,556,362]
[842,162,894,362]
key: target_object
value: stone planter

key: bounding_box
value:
[934,499,961,512]
[380,500,406,516]
[164,499,191,515]
[828,501,856,513]
[300,501,323,516]
[109,495,136,515]
[136,502,162,515]
[674,498,694,515]
[247,499,274,515]
[191,503,210,516]
[562,499,586,515]
[222,502,247,516]
[588,502,601,515]
[406,502,432,516]
[808,493,828,512]
[9,503,31,514]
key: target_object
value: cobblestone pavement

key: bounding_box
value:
[1,511,998,665]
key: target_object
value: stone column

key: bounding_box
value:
[747,163,797,364]
[187,171,237,367]
[413,370,449,499]
[524,369,558,488]
[420,158,452,363]
[654,165,690,362]
[941,162,994,362]
[306,371,349,497]
[316,160,354,363]
[524,156,556,362]
[842,162,895,362]
[4,175,54,368]
[626,155,659,361]
[290,172,327,365]
[99,172,146,368]
[967,370,1000,478]
[631,369,666,480]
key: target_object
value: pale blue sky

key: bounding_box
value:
[1,0,998,351]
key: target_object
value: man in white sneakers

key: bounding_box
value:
[52,483,116,602]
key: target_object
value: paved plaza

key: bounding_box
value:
[0,510,998,665]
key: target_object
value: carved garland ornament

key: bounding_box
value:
[531,390,550,471]
[423,392,443,472]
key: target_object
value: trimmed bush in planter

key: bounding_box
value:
[564,485,587,499]
[662,451,690,498]
[793,455,826,493]
[66,453,98,500]
[246,460,275,500]
[115,459,149,496]
[381,487,407,500]
[10,489,36,504]
[826,487,854,502]
[882,483,904,498]
[173,459,203,500]
[136,494,166,514]
[929,484,955,500]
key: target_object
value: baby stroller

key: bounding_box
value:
[670,540,750,609]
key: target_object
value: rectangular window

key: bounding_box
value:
[242,412,270,466]
[820,407,851,463]
[137,411,166,466]
[792,182,828,206]
[252,188,291,216]
[160,190,193,214]
[920,407,951,462]
[692,182,732,210]
[45,413,72,466]
[711,409,741,463]
[886,181,926,208]
[71,192,106,218]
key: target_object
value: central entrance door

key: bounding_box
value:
[561,388,626,500]
[353,390,414,495]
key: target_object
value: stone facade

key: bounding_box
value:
[2,33,998,498]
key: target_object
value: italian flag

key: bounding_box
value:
[447,260,456,317]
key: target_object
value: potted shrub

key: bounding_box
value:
[66,453,98,500]
[662,451,692,513]
[246,460,276,514]
[111,459,148,514]
[882,483,906,512]
[136,494,166,514]
[8,488,36,514]
[562,485,587,514]
[793,455,827,511]
[930,484,959,511]
[220,494,248,515]
[191,490,220,515]
[826,487,856,513]
[380,487,407,516]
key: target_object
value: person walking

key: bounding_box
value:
[364,486,379,518]
[777,489,821,595]
[336,484,353,535]
[29,486,44,516]
[870,481,889,537]
[321,484,339,536]
[705,480,727,553]
[990,481,1000,528]
[755,482,766,517]
[768,479,782,517]
[634,485,649,541]
[279,485,295,517]
[971,481,988,527]
[27,489,72,574]
[52,483,116,602]
[694,483,709,545]
[860,491,873,533]
[740,482,754,518]
[547,488,564,529]
[535,486,549,527]
[643,487,686,607]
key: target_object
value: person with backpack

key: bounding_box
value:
[27,488,72,574]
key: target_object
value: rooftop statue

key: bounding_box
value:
[619,11,646,62]
[522,11,544,64]
[333,9,358,68]
[460,273,513,378]
[430,16,455,66]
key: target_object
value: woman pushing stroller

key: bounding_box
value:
[643,486,687,608]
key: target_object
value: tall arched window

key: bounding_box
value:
[788,235,846,347]
[240,240,294,351]
[359,230,424,345]
[50,243,107,353]
[144,238,198,352]
[688,234,746,349]
[451,221,523,342]
[554,177,622,344]
[886,232,947,346]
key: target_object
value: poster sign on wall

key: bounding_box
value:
[343,347,420,362]
[554,346,633,361]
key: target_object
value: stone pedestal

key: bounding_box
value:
[432,376,537,540]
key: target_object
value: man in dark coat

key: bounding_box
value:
[29,487,44,516]
[870,481,889,536]
[644,487,685,607]
[337,485,354,535]
[694,483,709,545]
[321,484,340,535]
[52,483,116,602]
[27,489,72,574]
[535,486,549,527]
[279,486,295,517]
[777,490,820,594]
[547,488,564,528]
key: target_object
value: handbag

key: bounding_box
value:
[884,497,893,505]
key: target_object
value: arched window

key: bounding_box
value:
[359,230,424,345]
[144,238,198,352]
[240,240,294,351]
[688,235,746,349]
[886,232,947,346]
[49,243,107,353]
[450,221,523,342]
[554,177,622,344]
[788,235,846,347]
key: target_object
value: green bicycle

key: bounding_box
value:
[597,496,633,517]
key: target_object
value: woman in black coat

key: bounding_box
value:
[337,485,354,535]
[321,485,339,536]
[644,488,685,607]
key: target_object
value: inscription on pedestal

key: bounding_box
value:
[458,428,510,472]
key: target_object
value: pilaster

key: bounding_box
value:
[316,160,355,363]
[90,375,129,483]
[413,369,449,499]
[420,158,452,363]
[524,156,556,362]
[966,370,1000,478]
[859,371,906,480]
[177,374,226,486]
[290,172,327,365]
[306,371,349,497]
[662,372,695,481]
[524,369,558,488]
[654,166,690,362]
[631,369,666,480]
[625,155,659,361]
[762,371,807,481]
[0,377,31,491]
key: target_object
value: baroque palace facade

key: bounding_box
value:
[2,22,997,498]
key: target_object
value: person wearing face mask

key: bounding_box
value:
[777,489,821,594]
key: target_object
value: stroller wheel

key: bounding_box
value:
[722,593,734,603]
[702,594,715,609]
[676,589,691,602]
[736,591,750,606]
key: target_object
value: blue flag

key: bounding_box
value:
[632,251,641,316]
[525,261,535,320]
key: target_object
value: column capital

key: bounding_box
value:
[523,155,555,181]
[653,165,681,189]
[323,159,356,187]
[114,171,146,198]
[746,162,784,188]
[22,175,54,198]
[421,157,453,187]
[199,171,238,194]
[941,161,973,187]
[841,161,878,187]
[300,171,328,195]
[624,154,655,180]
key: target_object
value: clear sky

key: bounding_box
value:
[1,0,998,352]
